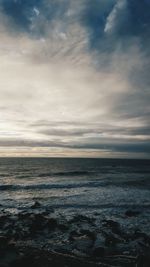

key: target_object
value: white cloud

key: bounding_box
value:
[0,2,149,158]
[104,0,128,34]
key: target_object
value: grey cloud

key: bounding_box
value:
[0,137,150,155]
[72,142,150,154]
[32,120,150,137]
[0,139,64,148]
[39,128,92,137]
[39,126,150,138]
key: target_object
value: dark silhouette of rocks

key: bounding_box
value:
[0,207,149,267]
[125,210,141,217]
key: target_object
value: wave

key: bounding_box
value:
[0,181,102,191]
[1,179,150,191]
[1,201,150,210]
[38,170,96,178]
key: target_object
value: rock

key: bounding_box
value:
[105,233,122,246]
[73,235,93,252]
[69,229,95,253]
[102,219,121,233]
[0,236,8,249]
[80,229,96,241]
[0,215,8,227]
[58,223,69,231]
[8,239,17,248]
[125,210,140,217]
[92,246,105,257]
[131,230,150,244]
[46,218,58,231]
[31,201,41,209]
[69,229,96,253]
[94,234,105,249]
[137,251,150,267]
[45,206,54,214]
[102,220,120,229]
[70,215,95,224]
[0,207,149,267]
[102,219,125,238]
[69,230,81,241]
[29,214,47,235]
[69,229,96,242]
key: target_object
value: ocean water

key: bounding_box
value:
[0,157,150,230]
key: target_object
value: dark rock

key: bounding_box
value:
[102,219,120,231]
[70,230,95,253]
[0,236,8,249]
[8,239,17,248]
[45,206,54,213]
[69,229,95,253]
[94,234,105,249]
[58,223,69,231]
[102,219,123,238]
[102,220,120,228]
[0,215,8,227]
[0,207,149,267]
[137,251,150,267]
[80,229,96,241]
[18,212,29,220]
[125,210,140,217]
[11,254,36,267]
[31,201,41,209]
[46,218,58,231]
[105,233,122,246]
[70,215,95,224]
[29,214,47,235]
[69,230,81,241]
[92,246,105,257]
[74,237,93,252]
[131,230,150,244]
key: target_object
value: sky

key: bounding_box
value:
[0,0,150,158]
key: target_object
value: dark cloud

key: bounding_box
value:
[29,121,150,155]
[39,128,91,137]
[74,142,150,154]
[0,138,150,155]
[37,124,150,138]
[0,139,64,148]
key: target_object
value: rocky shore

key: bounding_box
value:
[0,202,150,267]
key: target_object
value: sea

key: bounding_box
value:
[0,157,150,231]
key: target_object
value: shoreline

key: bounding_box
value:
[0,202,150,267]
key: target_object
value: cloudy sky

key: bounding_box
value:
[0,0,150,158]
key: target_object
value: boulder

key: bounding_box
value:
[0,236,8,249]
[31,201,41,209]
[125,210,140,217]
[92,246,105,257]
[46,218,58,231]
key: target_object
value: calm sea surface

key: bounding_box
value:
[0,157,150,229]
